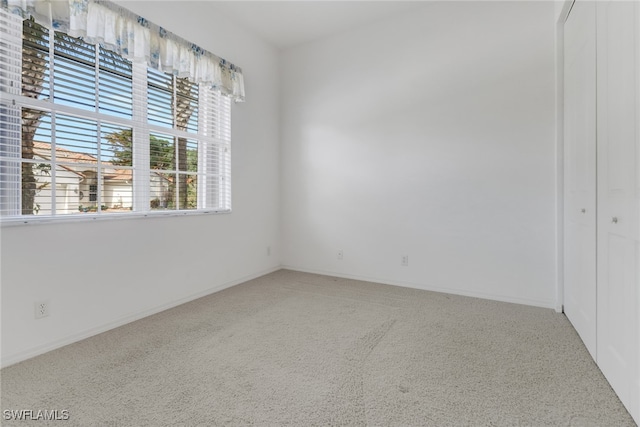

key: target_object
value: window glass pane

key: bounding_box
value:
[56,164,90,215]
[102,167,133,213]
[23,108,52,159]
[64,165,95,213]
[150,133,174,170]
[24,161,52,215]
[150,172,175,210]
[22,161,98,216]
[175,77,198,133]
[53,31,96,111]
[177,138,198,172]
[178,173,197,210]
[147,68,173,128]
[22,109,51,215]
[0,158,21,217]
[22,19,50,100]
[187,139,198,173]
[101,124,132,166]
[204,174,220,210]
[54,114,98,163]
[99,47,132,118]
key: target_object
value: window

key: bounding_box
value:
[0,14,232,221]
[89,184,97,202]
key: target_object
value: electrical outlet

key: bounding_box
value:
[337,249,344,260]
[34,300,50,319]
[267,246,271,256]
[401,255,409,267]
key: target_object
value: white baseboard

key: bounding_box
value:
[2,264,557,368]
[281,265,556,310]
[1,266,281,368]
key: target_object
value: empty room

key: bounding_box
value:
[0,0,638,425]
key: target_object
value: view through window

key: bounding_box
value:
[0,16,232,219]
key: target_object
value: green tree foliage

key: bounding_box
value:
[107,128,198,209]
[108,129,174,170]
[175,77,197,209]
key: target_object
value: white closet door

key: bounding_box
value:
[564,0,597,359]
[596,0,639,419]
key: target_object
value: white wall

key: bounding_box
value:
[281,1,558,307]
[1,0,560,367]
[0,1,281,367]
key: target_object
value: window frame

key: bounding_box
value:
[0,15,232,226]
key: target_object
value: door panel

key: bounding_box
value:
[596,0,639,418]
[564,0,597,359]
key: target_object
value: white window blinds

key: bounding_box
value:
[0,10,23,217]
[0,9,232,221]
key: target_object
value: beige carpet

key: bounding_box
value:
[1,269,635,426]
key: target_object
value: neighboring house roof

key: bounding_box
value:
[31,141,86,179]
[30,141,181,184]
[31,141,133,182]
[104,169,133,181]
[33,141,99,164]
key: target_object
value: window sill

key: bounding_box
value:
[0,209,232,227]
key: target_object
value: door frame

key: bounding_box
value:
[555,0,576,313]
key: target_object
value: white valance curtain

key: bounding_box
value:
[2,0,245,101]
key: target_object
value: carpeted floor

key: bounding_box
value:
[1,269,636,426]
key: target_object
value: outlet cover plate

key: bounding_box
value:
[34,300,50,319]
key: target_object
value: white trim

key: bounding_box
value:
[633,2,640,422]
[281,266,557,310]
[0,207,232,227]
[554,0,575,313]
[0,263,559,368]
[0,266,281,368]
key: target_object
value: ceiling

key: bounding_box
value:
[206,1,428,49]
